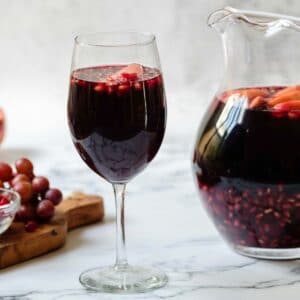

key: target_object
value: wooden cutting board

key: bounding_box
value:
[0,192,104,269]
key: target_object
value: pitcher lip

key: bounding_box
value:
[208,6,300,31]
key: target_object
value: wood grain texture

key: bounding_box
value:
[0,193,104,269]
[58,192,104,230]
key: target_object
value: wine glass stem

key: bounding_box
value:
[113,183,128,269]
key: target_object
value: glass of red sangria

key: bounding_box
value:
[67,32,167,293]
[193,7,300,259]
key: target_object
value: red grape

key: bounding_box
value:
[5,157,60,230]
[13,181,33,203]
[11,174,30,186]
[30,194,40,205]
[16,204,36,222]
[26,172,35,181]
[37,199,54,220]
[45,188,63,206]
[0,162,13,181]
[32,176,49,194]
[16,205,28,221]
[25,220,38,232]
[15,158,34,175]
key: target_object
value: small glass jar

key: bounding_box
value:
[0,189,20,235]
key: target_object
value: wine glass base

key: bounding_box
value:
[79,265,168,294]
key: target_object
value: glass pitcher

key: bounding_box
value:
[192,7,300,259]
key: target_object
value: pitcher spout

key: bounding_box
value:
[207,7,233,31]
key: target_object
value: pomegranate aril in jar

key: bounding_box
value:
[0,196,10,206]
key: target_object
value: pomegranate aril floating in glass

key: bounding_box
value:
[193,7,300,259]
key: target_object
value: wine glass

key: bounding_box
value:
[67,32,167,293]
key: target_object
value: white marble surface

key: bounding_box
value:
[2,91,300,300]
[1,0,300,299]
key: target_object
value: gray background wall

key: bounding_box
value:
[0,0,298,143]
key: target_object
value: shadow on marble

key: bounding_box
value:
[0,217,116,275]
[102,214,115,224]
[62,215,115,252]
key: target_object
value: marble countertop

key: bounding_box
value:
[1,95,300,300]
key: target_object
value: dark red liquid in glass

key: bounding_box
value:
[68,65,166,183]
[193,86,300,249]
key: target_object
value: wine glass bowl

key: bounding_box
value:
[67,32,167,293]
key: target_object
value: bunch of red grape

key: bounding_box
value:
[0,158,63,232]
